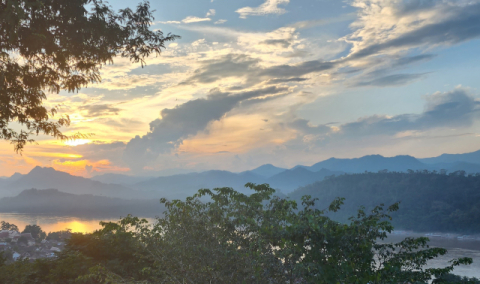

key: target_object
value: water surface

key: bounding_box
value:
[0,213,154,233]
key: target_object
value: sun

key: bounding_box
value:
[64,139,91,147]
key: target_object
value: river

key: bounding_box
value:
[386,232,480,278]
[0,213,155,233]
[1,214,480,278]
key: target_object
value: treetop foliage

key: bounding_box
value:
[1,220,18,231]
[1,184,477,283]
[21,224,46,240]
[0,0,178,151]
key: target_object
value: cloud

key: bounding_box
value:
[258,60,336,79]
[290,13,357,29]
[393,54,437,67]
[78,104,122,117]
[72,142,127,162]
[182,16,212,24]
[267,77,307,84]
[346,1,480,61]
[178,26,301,54]
[182,54,261,85]
[206,9,216,17]
[177,1,480,92]
[236,0,290,19]
[353,73,428,87]
[51,159,130,177]
[214,19,227,25]
[159,20,181,24]
[291,87,480,144]
[123,86,289,170]
[261,39,292,48]
[183,54,336,86]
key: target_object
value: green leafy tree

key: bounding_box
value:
[0,185,475,283]
[17,235,29,246]
[130,183,473,283]
[22,224,46,240]
[46,229,71,241]
[0,251,8,266]
[0,0,178,151]
[1,221,18,231]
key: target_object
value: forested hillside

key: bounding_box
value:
[0,189,163,217]
[289,171,480,233]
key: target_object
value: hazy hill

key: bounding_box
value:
[1,167,137,199]
[302,155,426,173]
[267,168,343,193]
[2,150,480,202]
[134,170,265,200]
[289,172,480,233]
[245,164,287,178]
[0,189,163,217]
[0,172,24,182]
[0,166,342,202]
[91,173,154,186]
[134,167,344,198]
[420,149,480,165]
[300,154,480,174]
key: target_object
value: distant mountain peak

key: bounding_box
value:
[29,166,58,174]
[248,164,287,178]
[289,167,313,173]
[255,164,276,169]
[306,154,425,173]
[420,149,480,165]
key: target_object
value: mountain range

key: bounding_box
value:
[1,166,137,199]
[0,166,341,200]
[1,149,480,201]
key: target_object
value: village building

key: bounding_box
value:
[20,233,36,246]
[0,230,21,241]
[50,247,61,252]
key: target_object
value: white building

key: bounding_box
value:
[50,247,61,252]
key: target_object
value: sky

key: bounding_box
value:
[2,0,480,177]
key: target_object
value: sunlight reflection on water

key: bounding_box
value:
[0,213,155,233]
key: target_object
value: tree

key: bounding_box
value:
[17,235,29,246]
[1,221,18,231]
[0,0,178,152]
[46,229,71,241]
[22,224,46,240]
[129,184,473,283]
[0,185,474,283]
